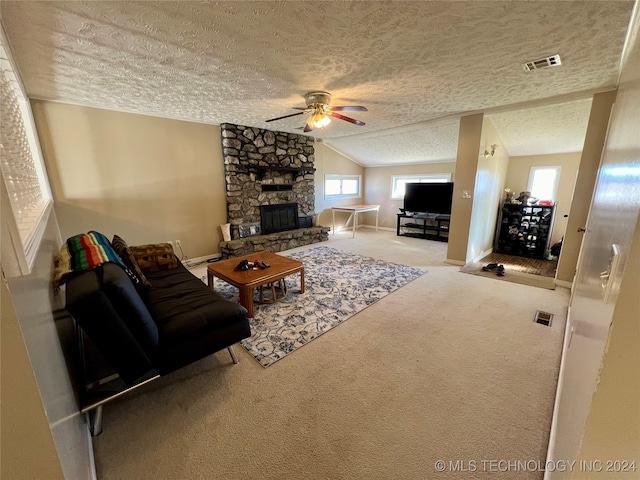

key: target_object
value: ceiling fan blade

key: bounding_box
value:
[265,111,305,122]
[329,112,365,126]
[330,106,368,112]
[303,124,314,133]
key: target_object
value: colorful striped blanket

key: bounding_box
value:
[54,231,127,287]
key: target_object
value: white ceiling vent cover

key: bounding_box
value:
[523,54,562,72]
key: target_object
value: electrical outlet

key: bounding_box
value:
[175,240,182,252]
[167,240,174,249]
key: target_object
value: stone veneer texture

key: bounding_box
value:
[219,227,329,259]
[220,123,315,240]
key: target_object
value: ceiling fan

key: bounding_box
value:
[265,91,367,132]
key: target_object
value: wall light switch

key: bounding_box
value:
[462,190,472,199]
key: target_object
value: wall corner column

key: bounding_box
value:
[556,90,617,283]
[447,113,484,264]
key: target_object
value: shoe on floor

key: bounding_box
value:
[482,262,498,271]
[496,265,506,276]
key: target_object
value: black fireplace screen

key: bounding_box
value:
[260,203,299,235]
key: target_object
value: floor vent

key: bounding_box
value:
[534,310,554,327]
[523,54,562,72]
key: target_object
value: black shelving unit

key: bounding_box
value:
[397,213,450,242]
[494,203,556,259]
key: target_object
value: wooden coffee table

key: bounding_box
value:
[207,251,304,318]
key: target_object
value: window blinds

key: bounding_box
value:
[1,32,52,275]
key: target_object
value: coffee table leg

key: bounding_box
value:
[239,286,255,318]
[207,271,214,290]
[300,268,305,294]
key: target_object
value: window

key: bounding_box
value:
[1,31,53,275]
[325,174,361,199]
[391,174,452,199]
[527,166,561,202]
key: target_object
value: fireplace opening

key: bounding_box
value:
[260,203,300,235]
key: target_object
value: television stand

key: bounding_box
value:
[397,213,450,242]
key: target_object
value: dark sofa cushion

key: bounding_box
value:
[99,264,160,352]
[65,266,156,385]
[155,318,251,375]
[143,263,248,347]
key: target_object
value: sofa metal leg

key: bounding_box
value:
[227,345,239,364]
[88,405,103,437]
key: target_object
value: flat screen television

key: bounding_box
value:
[403,182,454,215]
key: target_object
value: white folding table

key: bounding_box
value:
[331,205,380,238]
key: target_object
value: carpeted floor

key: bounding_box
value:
[93,229,570,480]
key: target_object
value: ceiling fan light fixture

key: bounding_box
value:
[265,90,365,129]
[306,111,331,128]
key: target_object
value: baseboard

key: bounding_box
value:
[445,258,466,266]
[554,279,573,289]
[472,247,493,264]
[182,253,221,269]
[361,224,395,232]
[543,305,573,480]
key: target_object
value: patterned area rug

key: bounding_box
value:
[213,246,426,367]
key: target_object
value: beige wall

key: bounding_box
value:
[363,162,456,230]
[466,118,510,261]
[505,152,581,246]
[447,113,484,264]
[314,142,365,230]
[31,100,227,258]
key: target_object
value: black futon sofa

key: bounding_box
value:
[62,235,250,434]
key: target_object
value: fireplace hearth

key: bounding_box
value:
[260,203,300,235]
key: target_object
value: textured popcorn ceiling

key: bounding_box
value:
[0,1,634,165]
[488,99,593,158]
[327,120,461,166]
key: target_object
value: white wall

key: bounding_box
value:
[1,268,66,480]
[547,9,640,477]
[572,212,640,478]
[466,118,510,261]
[567,18,640,471]
[1,211,95,479]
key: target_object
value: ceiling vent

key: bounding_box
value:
[523,54,562,72]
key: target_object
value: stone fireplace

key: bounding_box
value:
[219,123,329,258]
